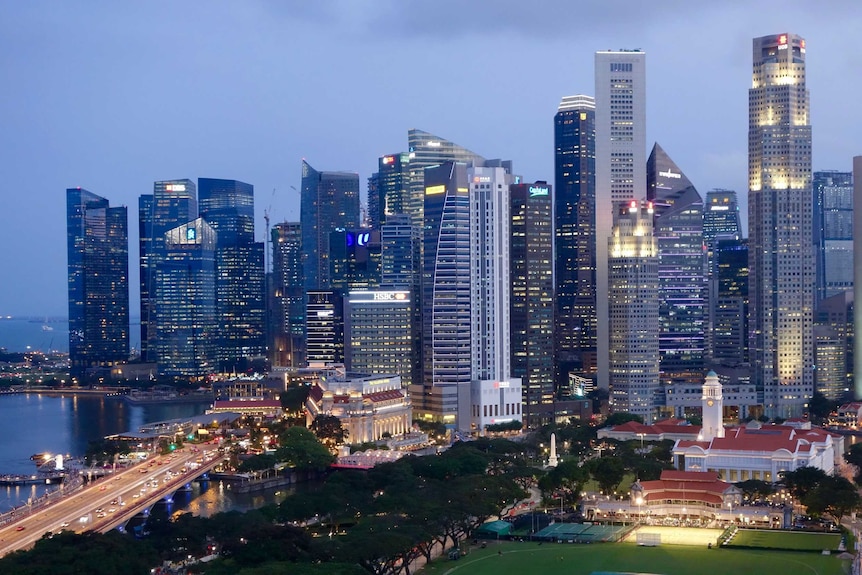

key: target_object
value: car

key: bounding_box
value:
[99,485,106,491]
[132,493,140,499]
[59,522,70,528]
[15,526,25,531]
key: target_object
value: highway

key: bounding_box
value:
[0,446,226,557]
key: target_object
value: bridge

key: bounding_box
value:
[0,446,226,557]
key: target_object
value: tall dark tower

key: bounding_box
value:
[510,181,555,427]
[553,95,596,394]
[67,188,130,381]
[300,160,360,291]
[198,178,265,372]
[139,180,197,362]
[271,222,305,367]
[748,33,814,418]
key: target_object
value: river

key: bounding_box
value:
[0,393,289,514]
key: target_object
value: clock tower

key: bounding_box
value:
[701,370,725,441]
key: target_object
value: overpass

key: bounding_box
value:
[0,446,226,557]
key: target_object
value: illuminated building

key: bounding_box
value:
[417,161,472,428]
[814,291,853,401]
[271,222,305,367]
[381,213,419,289]
[344,289,414,387]
[139,179,197,362]
[553,95,597,390]
[198,178,265,372]
[608,201,659,422]
[854,156,862,399]
[813,171,853,303]
[406,129,483,238]
[647,143,705,390]
[510,181,555,426]
[306,290,343,366]
[153,218,217,378]
[329,228,381,290]
[712,238,749,366]
[66,188,130,380]
[595,49,647,392]
[300,160,360,290]
[748,33,814,418]
[369,152,410,228]
[703,189,741,361]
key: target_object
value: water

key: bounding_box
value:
[0,393,220,513]
[0,317,141,354]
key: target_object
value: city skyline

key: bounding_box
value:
[3,2,862,315]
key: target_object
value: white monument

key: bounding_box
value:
[701,370,725,441]
[547,433,560,468]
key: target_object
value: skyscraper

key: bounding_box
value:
[154,218,217,378]
[329,228,381,290]
[271,222,305,367]
[713,238,749,367]
[417,161,472,428]
[306,290,343,366]
[595,50,647,391]
[406,129,483,236]
[608,201,659,422]
[553,95,597,392]
[139,180,197,362]
[813,170,853,303]
[748,33,814,418]
[647,143,706,389]
[511,181,555,427]
[67,188,130,381]
[198,178,265,372]
[703,189,741,361]
[369,152,410,228]
[381,214,420,289]
[300,160,360,291]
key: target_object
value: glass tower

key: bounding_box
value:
[748,33,814,418]
[553,95,597,393]
[271,222,305,367]
[813,170,853,303]
[67,188,130,381]
[139,180,197,362]
[510,181,555,427]
[369,152,410,228]
[154,218,217,378]
[647,143,706,389]
[198,178,265,372]
[713,238,749,366]
[300,160,360,291]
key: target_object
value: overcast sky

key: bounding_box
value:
[2,1,860,317]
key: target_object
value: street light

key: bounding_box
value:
[635,496,644,524]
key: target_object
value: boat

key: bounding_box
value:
[30,452,52,461]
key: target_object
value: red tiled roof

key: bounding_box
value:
[213,399,281,409]
[676,440,710,449]
[644,491,723,505]
[364,389,404,403]
[308,385,324,402]
[659,470,720,482]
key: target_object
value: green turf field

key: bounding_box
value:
[420,541,848,575]
[725,528,843,551]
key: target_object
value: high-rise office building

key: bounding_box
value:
[154,218,217,378]
[300,160,360,291]
[417,161,473,428]
[329,228,381,290]
[854,156,862,400]
[510,181,555,427]
[406,129,483,236]
[344,289,414,387]
[198,178,265,371]
[595,50,647,391]
[381,214,420,289]
[813,171,853,303]
[647,144,706,388]
[814,291,853,401]
[139,180,197,362]
[67,188,130,381]
[713,238,749,367]
[369,152,410,228]
[271,222,305,367]
[748,33,814,418]
[608,201,659,422]
[553,95,597,392]
[703,189,741,360]
[306,290,344,366]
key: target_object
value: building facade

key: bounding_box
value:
[510,181,555,426]
[139,179,197,362]
[712,238,749,366]
[813,170,853,303]
[553,95,597,392]
[369,152,410,228]
[608,201,659,421]
[748,33,814,418]
[595,50,647,392]
[300,160,360,291]
[306,290,344,366]
[271,222,305,367]
[67,188,130,380]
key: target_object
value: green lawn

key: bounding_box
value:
[420,541,848,575]
[726,528,843,551]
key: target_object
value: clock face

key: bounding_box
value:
[707,400,714,407]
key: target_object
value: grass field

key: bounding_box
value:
[420,541,848,575]
[624,526,724,546]
[726,528,843,551]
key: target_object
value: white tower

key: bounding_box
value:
[701,370,725,441]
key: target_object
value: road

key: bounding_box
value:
[0,446,225,557]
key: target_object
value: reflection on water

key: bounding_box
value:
[165,480,292,518]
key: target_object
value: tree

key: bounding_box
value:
[588,456,627,495]
[846,443,862,485]
[603,412,643,427]
[276,426,335,471]
[736,479,776,501]
[310,414,347,446]
[781,466,828,501]
[802,475,861,525]
[808,392,837,424]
